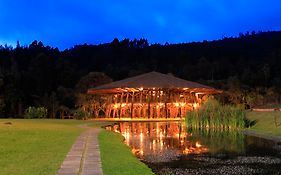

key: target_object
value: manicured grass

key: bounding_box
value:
[99,130,154,175]
[0,119,105,175]
[0,119,152,175]
[246,111,281,136]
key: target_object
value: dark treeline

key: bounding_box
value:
[1,30,281,118]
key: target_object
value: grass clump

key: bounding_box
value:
[99,130,154,175]
[186,99,245,130]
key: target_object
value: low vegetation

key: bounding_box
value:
[186,99,245,130]
[24,106,48,119]
[99,130,154,175]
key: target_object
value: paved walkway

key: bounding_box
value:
[57,128,103,175]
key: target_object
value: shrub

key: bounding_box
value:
[73,109,90,120]
[24,106,48,119]
[186,99,245,130]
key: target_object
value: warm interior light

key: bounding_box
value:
[180,140,184,144]
[139,87,143,91]
[121,103,126,107]
[157,103,164,108]
[114,104,119,109]
[193,103,199,109]
[195,92,204,96]
[196,141,202,148]
[174,102,179,107]
[180,102,185,107]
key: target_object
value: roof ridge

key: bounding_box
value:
[90,71,216,91]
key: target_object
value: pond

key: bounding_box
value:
[106,122,281,175]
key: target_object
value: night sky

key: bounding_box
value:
[0,0,281,49]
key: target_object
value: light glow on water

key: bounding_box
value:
[106,122,281,174]
[107,122,212,158]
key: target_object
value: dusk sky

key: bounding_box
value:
[0,0,281,49]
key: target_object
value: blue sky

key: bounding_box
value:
[0,0,281,49]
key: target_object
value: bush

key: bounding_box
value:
[186,99,245,130]
[24,106,48,119]
[73,109,90,120]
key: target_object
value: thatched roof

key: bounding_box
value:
[88,71,220,94]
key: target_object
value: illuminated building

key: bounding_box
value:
[88,71,220,119]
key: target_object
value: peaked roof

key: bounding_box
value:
[88,71,220,94]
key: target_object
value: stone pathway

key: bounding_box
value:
[57,128,103,175]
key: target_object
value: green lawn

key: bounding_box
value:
[246,111,281,136]
[99,130,154,175]
[0,119,108,175]
[0,119,154,175]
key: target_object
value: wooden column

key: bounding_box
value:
[119,93,124,119]
[165,102,168,119]
[125,93,129,117]
[112,108,116,118]
[167,91,171,118]
[140,91,143,118]
[143,92,147,118]
[138,106,141,118]
[179,107,182,118]
[104,96,109,117]
[130,92,135,119]
[108,95,114,118]
[156,89,160,118]
[148,90,151,119]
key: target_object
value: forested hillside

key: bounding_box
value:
[1,31,281,117]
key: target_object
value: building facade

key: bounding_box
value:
[87,72,220,119]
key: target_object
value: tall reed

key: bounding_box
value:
[186,99,245,130]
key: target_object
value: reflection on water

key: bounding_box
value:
[106,122,244,160]
[106,122,281,175]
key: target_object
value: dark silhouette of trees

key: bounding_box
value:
[1,30,281,117]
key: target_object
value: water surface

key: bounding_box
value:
[106,122,281,175]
